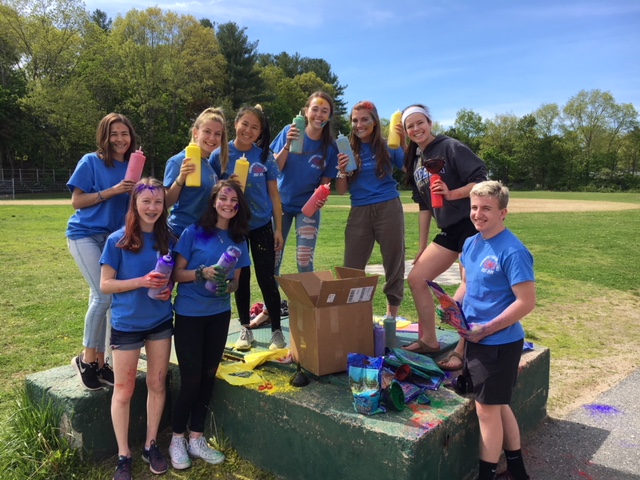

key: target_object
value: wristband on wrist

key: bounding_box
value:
[283,146,289,152]
[175,179,184,187]
[97,191,105,202]
[194,265,206,283]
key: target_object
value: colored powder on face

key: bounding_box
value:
[584,404,622,415]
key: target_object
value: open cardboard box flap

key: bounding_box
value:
[277,267,378,308]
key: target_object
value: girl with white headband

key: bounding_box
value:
[336,100,406,319]
[400,104,488,367]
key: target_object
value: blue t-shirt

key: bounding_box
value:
[270,125,339,213]
[460,229,535,346]
[173,225,251,317]
[66,153,129,239]
[210,142,279,230]
[347,144,404,207]
[100,228,174,332]
[164,149,219,237]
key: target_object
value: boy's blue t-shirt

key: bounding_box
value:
[66,153,129,239]
[173,225,250,317]
[210,142,278,230]
[461,229,535,346]
[100,228,174,332]
[347,144,404,207]
[270,125,338,213]
[164,149,219,237]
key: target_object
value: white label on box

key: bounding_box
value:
[347,286,374,303]
[326,293,336,303]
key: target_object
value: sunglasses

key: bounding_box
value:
[421,155,445,174]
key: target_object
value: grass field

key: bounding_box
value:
[1,190,639,478]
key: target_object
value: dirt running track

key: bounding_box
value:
[2,198,640,213]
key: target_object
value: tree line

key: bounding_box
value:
[1,0,638,191]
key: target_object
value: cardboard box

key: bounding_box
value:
[276,267,378,376]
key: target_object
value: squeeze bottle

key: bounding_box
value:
[429,174,444,209]
[384,315,397,350]
[234,156,250,191]
[387,110,402,149]
[148,254,174,299]
[289,112,305,154]
[205,246,242,293]
[336,133,357,172]
[185,143,201,187]
[125,148,146,182]
[301,183,331,217]
[374,324,386,357]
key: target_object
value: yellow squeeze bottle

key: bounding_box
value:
[387,110,402,149]
[185,143,201,187]
[234,156,250,191]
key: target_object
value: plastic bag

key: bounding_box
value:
[348,353,385,415]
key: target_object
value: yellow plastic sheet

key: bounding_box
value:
[217,348,290,386]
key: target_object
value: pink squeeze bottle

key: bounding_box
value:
[125,148,146,182]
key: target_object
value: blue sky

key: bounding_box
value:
[83,0,640,126]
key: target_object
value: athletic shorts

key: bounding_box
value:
[464,338,524,405]
[433,217,477,253]
[110,319,173,351]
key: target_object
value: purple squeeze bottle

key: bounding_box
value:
[148,254,173,299]
[205,246,242,293]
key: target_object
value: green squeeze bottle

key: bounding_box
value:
[289,111,305,154]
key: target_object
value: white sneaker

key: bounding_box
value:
[235,327,254,351]
[169,435,191,470]
[188,436,225,465]
[269,329,286,350]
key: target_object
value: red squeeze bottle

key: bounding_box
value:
[301,183,331,217]
[429,174,443,209]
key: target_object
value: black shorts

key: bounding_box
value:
[433,217,477,253]
[464,339,524,405]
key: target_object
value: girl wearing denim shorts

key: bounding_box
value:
[100,178,174,479]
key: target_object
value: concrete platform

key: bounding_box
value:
[25,322,549,479]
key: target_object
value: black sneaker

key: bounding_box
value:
[98,358,114,386]
[71,352,102,391]
[113,455,132,480]
[142,439,168,475]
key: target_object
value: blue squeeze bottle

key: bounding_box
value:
[336,132,356,172]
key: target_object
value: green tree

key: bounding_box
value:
[480,113,519,184]
[216,21,266,110]
[259,51,348,134]
[90,8,111,32]
[109,8,226,174]
[451,108,485,153]
[561,89,638,185]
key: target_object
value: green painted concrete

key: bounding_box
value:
[24,321,549,479]
[213,347,549,480]
[25,358,174,460]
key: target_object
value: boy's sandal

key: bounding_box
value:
[437,351,464,371]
